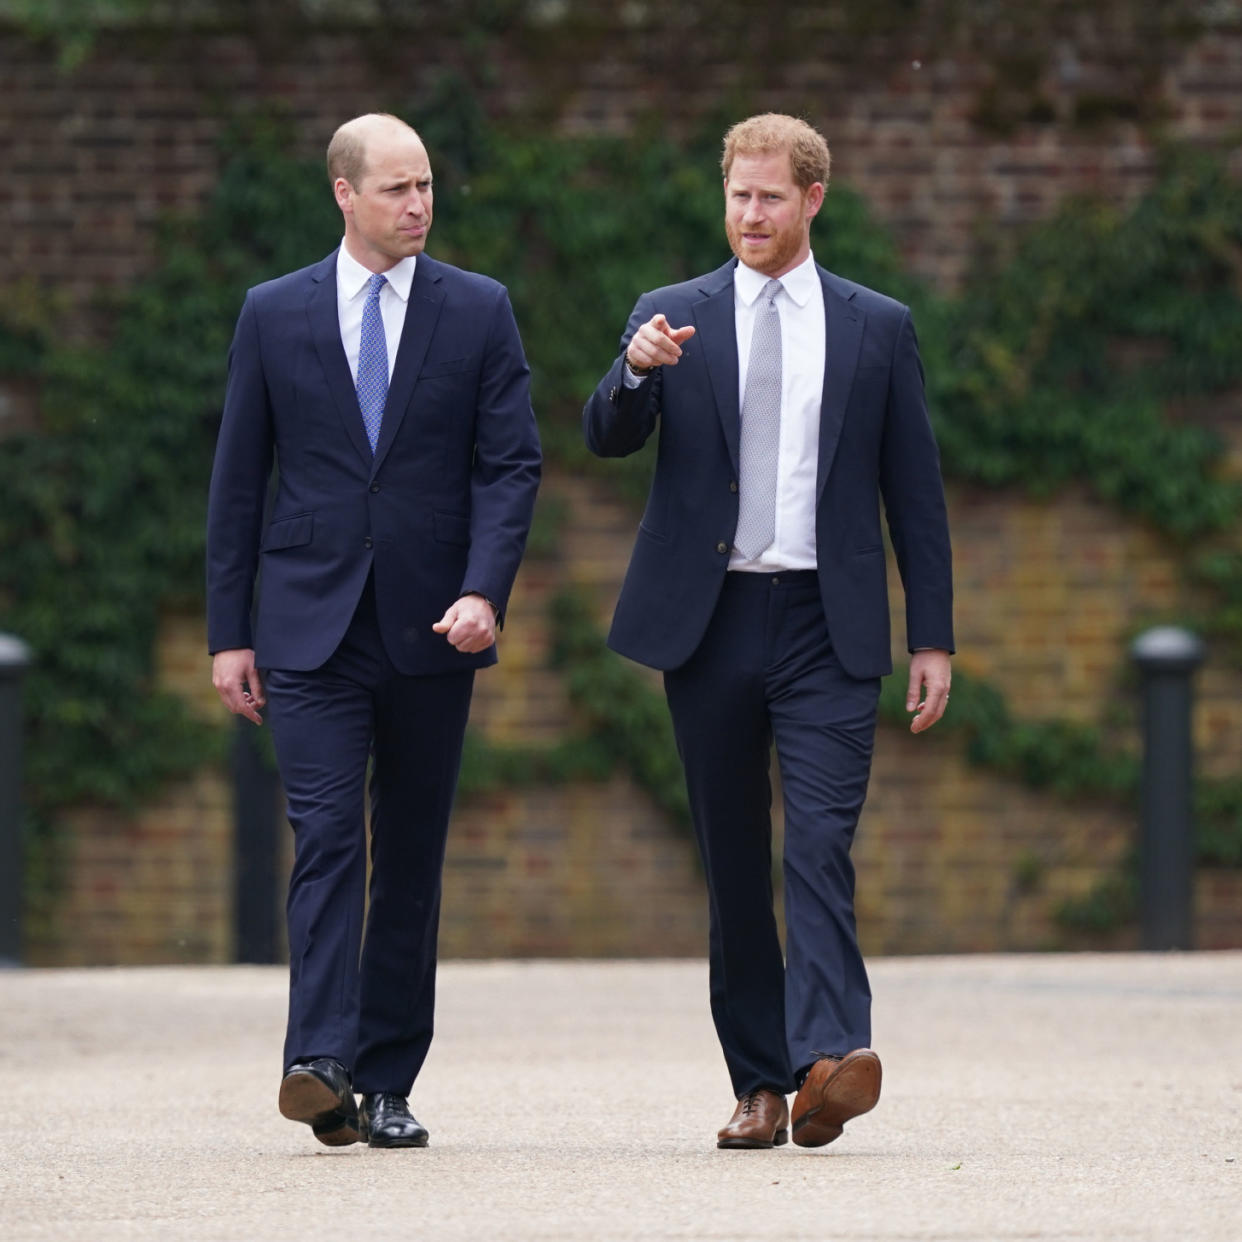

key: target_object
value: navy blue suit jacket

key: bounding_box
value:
[207,249,541,675]
[583,259,953,678]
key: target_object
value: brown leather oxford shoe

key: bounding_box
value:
[717,1088,790,1149]
[791,1048,882,1147]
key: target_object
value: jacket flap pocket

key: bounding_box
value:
[434,511,470,546]
[261,512,313,552]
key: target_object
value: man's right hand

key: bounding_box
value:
[212,648,265,725]
[626,313,696,373]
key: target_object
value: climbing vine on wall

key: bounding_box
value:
[2,94,1240,931]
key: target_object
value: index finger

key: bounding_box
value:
[221,683,263,726]
[910,686,949,733]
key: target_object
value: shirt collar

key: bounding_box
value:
[337,242,416,302]
[734,250,819,308]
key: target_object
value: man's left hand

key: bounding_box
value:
[433,594,498,653]
[907,649,951,734]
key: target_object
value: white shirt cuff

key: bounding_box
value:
[622,362,650,388]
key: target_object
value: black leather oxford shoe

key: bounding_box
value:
[359,1092,429,1148]
[278,1057,360,1147]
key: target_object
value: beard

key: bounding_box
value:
[725,214,806,276]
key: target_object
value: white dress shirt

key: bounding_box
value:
[336,243,416,382]
[729,251,825,571]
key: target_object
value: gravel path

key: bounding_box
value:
[1,953,1238,1240]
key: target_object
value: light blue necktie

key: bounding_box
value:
[356,273,388,453]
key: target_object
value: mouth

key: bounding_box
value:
[741,233,771,244]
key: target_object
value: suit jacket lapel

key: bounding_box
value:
[693,261,741,474]
[307,249,374,468]
[371,256,445,476]
[817,269,864,502]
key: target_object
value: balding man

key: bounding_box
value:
[207,114,541,1149]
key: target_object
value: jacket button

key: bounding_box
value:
[609,386,620,402]
[364,537,373,549]
[370,483,380,493]
[729,480,738,493]
[716,541,728,555]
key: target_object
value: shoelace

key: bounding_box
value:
[740,1089,765,1115]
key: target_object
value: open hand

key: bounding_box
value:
[907,649,951,734]
[212,648,265,725]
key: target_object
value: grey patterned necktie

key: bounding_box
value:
[734,278,783,559]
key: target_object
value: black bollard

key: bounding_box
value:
[1130,626,1205,951]
[231,719,282,964]
[0,633,32,967]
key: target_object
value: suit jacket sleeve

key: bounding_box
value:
[460,287,542,623]
[879,308,954,654]
[583,293,665,458]
[205,290,275,654]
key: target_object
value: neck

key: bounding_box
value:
[343,235,399,275]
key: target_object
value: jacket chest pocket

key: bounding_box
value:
[419,356,474,380]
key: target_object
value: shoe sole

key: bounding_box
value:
[717,1128,789,1150]
[366,1130,430,1149]
[279,1070,360,1147]
[792,1051,882,1148]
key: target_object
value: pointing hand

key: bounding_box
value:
[626,313,696,373]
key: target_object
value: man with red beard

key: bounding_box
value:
[583,114,953,1150]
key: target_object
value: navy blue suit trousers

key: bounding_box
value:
[265,578,474,1093]
[664,571,879,1094]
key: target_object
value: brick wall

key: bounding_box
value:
[8,6,1242,960]
[4,5,1242,340]
[36,454,1242,963]
[862,490,1242,954]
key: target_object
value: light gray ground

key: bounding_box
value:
[1,954,1239,1241]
